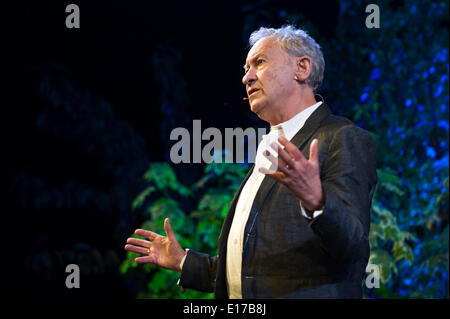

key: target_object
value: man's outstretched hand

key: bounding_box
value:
[124,218,186,273]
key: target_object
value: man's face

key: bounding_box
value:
[242,37,296,120]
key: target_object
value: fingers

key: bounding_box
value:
[277,136,306,163]
[309,139,319,163]
[126,237,151,248]
[269,142,296,169]
[135,229,159,240]
[258,166,285,180]
[124,244,149,255]
[263,147,289,175]
[135,256,155,264]
[164,218,176,242]
[262,137,319,179]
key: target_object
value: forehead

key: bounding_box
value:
[245,37,284,64]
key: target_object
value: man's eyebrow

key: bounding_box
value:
[243,53,266,71]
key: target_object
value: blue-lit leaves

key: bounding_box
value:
[432,154,449,171]
[429,66,436,74]
[433,48,448,63]
[370,68,382,80]
[420,190,429,199]
[433,85,443,98]
[360,92,369,103]
[360,86,371,104]
[437,120,449,131]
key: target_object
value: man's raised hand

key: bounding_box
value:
[124,218,186,273]
[259,136,324,211]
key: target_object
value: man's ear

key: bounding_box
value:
[294,56,312,83]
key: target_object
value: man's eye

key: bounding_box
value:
[244,59,264,73]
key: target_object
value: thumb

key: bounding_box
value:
[164,218,176,242]
[309,139,319,163]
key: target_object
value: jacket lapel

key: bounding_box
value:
[215,165,254,298]
[290,102,331,149]
[218,165,254,250]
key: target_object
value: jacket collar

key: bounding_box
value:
[289,101,331,149]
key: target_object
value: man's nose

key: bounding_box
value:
[242,68,257,86]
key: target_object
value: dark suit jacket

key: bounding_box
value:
[179,102,378,298]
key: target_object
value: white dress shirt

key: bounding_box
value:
[225,101,324,299]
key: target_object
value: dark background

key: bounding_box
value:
[23,0,339,156]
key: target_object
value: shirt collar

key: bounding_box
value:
[271,101,323,141]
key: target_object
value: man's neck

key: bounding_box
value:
[268,90,317,126]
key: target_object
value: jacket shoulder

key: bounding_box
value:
[321,113,372,139]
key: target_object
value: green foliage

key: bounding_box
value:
[121,161,249,298]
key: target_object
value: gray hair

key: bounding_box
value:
[249,25,325,92]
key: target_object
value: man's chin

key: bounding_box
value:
[250,99,274,123]
[250,100,265,115]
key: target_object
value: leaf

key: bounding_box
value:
[392,241,414,264]
[148,269,170,293]
[376,168,405,196]
[198,192,232,214]
[369,249,396,283]
[131,186,156,211]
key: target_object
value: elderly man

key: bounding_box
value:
[125,25,378,299]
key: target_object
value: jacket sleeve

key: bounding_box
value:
[309,125,378,264]
[178,249,219,293]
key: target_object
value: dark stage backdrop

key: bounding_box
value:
[17,0,448,300]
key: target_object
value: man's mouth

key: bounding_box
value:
[248,88,260,97]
